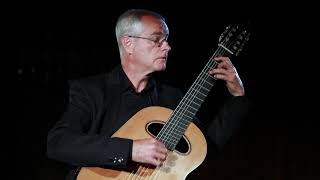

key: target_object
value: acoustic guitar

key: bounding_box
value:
[77,25,250,180]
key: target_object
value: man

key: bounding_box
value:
[47,9,251,180]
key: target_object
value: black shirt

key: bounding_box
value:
[47,64,251,180]
[47,65,184,170]
[99,65,184,137]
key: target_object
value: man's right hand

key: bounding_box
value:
[132,138,167,166]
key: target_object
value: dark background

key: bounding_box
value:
[16,1,317,179]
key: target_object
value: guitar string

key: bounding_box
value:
[162,28,240,143]
[157,53,218,146]
[125,164,142,179]
[150,163,164,180]
[147,50,222,180]
[127,165,144,180]
[126,87,159,179]
[135,165,155,180]
[157,39,227,149]
[146,29,243,179]
[156,33,230,146]
[152,168,160,180]
[129,59,219,179]
[135,165,148,180]
[125,166,135,179]
[128,28,235,179]
[149,150,177,180]
[131,28,246,179]
[131,39,228,180]
[140,32,245,180]
[147,35,234,179]
[164,29,246,143]
[125,168,135,179]
[134,37,229,180]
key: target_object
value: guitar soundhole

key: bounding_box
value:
[146,121,190,154]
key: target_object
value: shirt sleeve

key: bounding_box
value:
[47,80,133,168]
[193,95,252,152]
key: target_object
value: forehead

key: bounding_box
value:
[140,15,169,36]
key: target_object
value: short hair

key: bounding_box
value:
[115,9,166,56]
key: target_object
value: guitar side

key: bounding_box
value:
[77,106,207,180]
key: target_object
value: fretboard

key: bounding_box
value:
[155,24,249,150]
[156,51,225,150]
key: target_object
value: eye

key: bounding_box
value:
[154,36,162,43]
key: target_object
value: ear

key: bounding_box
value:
[121,36,134,54]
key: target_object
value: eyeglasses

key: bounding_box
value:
[128,35,169,47]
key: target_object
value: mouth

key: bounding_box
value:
[156,58,167,63]
[157,57,167,60]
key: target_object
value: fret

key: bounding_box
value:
[165,121,188,132]
[190,84,210,94]
[187,100,200,107]
[195,82,211,92]
[181,113,193,119]
[169,112,193,121]
[166,129,185,139]
[201,78,214,86]
[184,93,203,102]
[184,103,198,112]
[190,88,207,98]
[173,109,194,119]
[205,72,215,80]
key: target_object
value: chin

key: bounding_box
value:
[156,64,166,71]
[152,58,167,72]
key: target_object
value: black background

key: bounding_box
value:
[16,1,317,179]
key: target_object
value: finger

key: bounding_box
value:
[215,57,233,68]
[151,153,166,167]
[153,140,167,152]
[149,158,161,167]
[209,68,230,75]
[217,61,233,70]
[154,152,167,161]
[149,154,165,167]
[156,144,167,153]
[214,56,231,63]
[213,74,228,81]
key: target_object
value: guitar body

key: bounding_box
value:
[77,106,207,180]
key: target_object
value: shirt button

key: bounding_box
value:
[118,157,124,163]
[113,157,118,163]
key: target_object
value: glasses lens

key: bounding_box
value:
[157,36,168,47]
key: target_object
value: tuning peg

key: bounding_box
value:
[235,49,242,56]
[219,24,232,42]
[245,34,250,41]
[233,45,238,51]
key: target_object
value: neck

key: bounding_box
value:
[121,61,151,93]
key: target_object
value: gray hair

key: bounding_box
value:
[115,9,166,57]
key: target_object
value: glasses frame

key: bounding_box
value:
[128,35,168,47]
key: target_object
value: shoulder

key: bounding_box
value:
[70,73,108,90]
[68,65,122,97]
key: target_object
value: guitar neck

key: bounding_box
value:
[156,24,250,150]
[157,48,229,150]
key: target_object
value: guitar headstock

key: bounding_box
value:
[218,24,250,56]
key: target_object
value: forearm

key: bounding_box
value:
[47,80,133,168]
[47,125,132,168]
[206,96,252,150]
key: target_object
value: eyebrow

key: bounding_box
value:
[150,32,168,36]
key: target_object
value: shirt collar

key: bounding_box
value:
[111,65,156,93]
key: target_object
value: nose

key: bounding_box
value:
[160,41,171,51]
